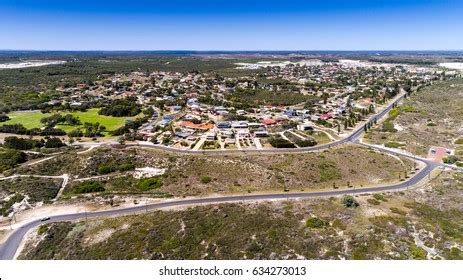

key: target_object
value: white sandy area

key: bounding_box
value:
[236,59,323,69]
[439,62,463,70]
[338,59,399,69]
[132,167,166,179]
[0,60,66,69]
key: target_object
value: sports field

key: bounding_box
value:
[3,108,141,134]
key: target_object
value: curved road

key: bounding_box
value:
[125,94,406,154]
[0,153,437,260]
[0,92,443,260]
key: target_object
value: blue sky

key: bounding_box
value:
[0,0,461,50]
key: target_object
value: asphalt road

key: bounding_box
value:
[127,93,406,154]
[0,92,439,260]
[0,152,437,260]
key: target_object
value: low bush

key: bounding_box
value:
[269,136,295,148]
[342,195,359,208]
[306,217,328,228]
[200,176,212,184]
[373,193,387,202]
[385,141,405,148]
[97,160,135,174]
[390,207,407,215]
[367,199,380,205]
[3,136,43,150]
[72,181,105,194]
[443,155,460,164]
[0,149,27,172]
[137,177,163,191]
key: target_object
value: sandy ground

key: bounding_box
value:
[236,59,323,69]
[439,62,463,71]
[0,60,66,69]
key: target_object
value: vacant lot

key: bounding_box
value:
[4,108,140,135]
[365,79,463,156]
[13,145,413,198]
[20,171,463,260]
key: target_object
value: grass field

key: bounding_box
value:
[4,108,141,134]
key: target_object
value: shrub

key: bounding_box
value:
[455,138,463,145]
[72,181,105,194]
[0,124,28,135]
[342,195,359,208]
[373,193,387,201]
[0,114,10,122]
[410,244,427,260]
[382,122,397,132]
[385,141,405,148]
[390,207,407,215]
[318,161,341,182]
[44,137,65,148]
[68,129,84,137]
[295,138,317,147]
[306,217,327,228]
[3,136,43,150]
[118,162,135,172]
[200,176,212,184]
[268,136,295,148]
[137,177,163,191]
[110,125,131,136]
[37,224,49,235]
[367,199,380,205]
[0,150,27,171]
[443,155,460,164]
[98,164,115,175]
[0,193,24,216]
[99,97,141,117]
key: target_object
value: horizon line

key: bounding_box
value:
[1,49,463,53]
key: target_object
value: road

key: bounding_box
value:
[0,152,437,260]
[128,93,405,154]
[0,92,455,259]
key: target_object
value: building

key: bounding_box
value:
[297,123,314,131]
[216,122,231,129]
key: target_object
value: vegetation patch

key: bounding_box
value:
[306,217,328,228]
[342,195,359,208]
[268,136,295,148]
[4,108,141,136]
[385,141,405,148]
[72,181,105,194]
[0,177,62,216]
[137,177,163,191]
[200,176,212,184]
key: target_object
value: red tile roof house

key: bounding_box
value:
[319,113,334,120]
[261,119,277,125]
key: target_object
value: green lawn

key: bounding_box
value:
[4,108,141,135]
